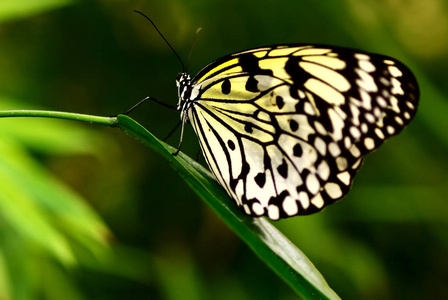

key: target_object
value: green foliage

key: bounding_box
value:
[0,101,112,299]
[0,0,74,22]
[0,0,447,299]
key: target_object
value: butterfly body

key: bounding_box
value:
[176,44,419,220]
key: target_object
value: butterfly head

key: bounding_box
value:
[176,72,193,119]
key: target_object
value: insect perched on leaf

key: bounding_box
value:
[134,11,419,220]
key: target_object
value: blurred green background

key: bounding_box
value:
[0,0,447,299]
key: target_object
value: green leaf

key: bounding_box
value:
[116,114,340,300]
[0,109,338,297]
[0,135,111,265]
[0,249,12,300]
[0,0,75,22]
[0,138,76,265]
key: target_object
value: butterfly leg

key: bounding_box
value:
[163,120,182,142]
[172,112,188,156]
[124,96,177,115]
[194,148,201,161]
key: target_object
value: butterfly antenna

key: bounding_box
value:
[134,10,185,72]
[185,27,202,73]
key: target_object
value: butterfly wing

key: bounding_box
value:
[186,44,419,220]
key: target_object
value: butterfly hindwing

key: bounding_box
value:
[182,44,419,220]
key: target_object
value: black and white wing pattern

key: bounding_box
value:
[177,44,419,220]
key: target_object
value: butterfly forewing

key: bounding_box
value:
[183,44,419,220]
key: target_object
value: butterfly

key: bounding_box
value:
[174,44,419,220]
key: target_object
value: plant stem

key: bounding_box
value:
[0,110,117,127]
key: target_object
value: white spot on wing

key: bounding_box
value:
[359,60,376,72]
[380,77,390,86]
[337,171,351,185]
[304,102,317,116]
[387,126,395,135]
[336,157,348,171]
[390,96,400,113]
[306,173,320,195]
[350,145,361,158]
[325,182,343,199]
[388,65,403,77]
[361,123,368,134]
[360,90,372,110]
[268,205,280,220]
[391,78,404,95]
[314,137,327,155]
[314,121,327,136]
[344,136,352,149]
[350,126,361,140]
[298,191,310,209]
[329,142,341,157]
[328,109,344,141]
[282,196,299,216]
[317,161,330,181]
[356,69,378,92]
[252,202,264,216]
[354,53,370,60]
[365,113,376,124]
[375,128,385,139]
[364,137,375,150]
[243,204,251,215]
[376,96,387,108]
[311,194,324,208]
[350,104,361,126]
[407,101,415,110]
[352,158,362,169]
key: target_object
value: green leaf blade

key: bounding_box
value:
[117,114,340,300]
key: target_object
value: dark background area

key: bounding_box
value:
[0,0,447,299]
